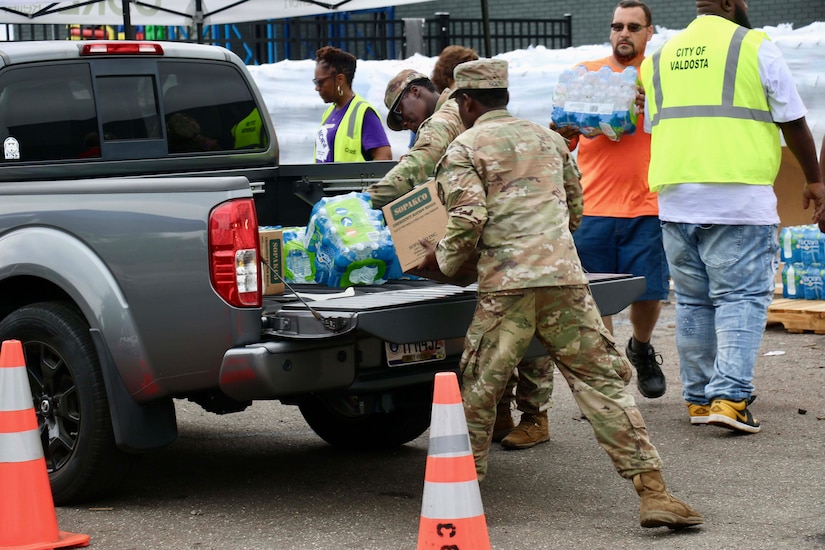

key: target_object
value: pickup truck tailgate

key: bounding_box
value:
[268,273,646,343]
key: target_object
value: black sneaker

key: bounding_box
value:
[625,338,666,398]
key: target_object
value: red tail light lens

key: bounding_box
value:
[209,199,261,308]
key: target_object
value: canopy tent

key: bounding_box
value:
[0,0,436,38]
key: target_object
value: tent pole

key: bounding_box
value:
[195,0,204,43]
[480,0,491,57]
[122,0,134,39]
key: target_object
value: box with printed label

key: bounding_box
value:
[382,179,477,286]
[259,227,284,295]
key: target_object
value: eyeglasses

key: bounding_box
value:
[610,23,649,33]
[312,74,335,87]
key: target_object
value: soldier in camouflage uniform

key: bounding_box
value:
[369,64,557,450]
[366,69,463,208]
[418,58,703,530]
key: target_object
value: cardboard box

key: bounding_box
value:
[259,227,284,295]
[382,179,477,287]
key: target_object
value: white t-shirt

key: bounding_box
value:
[646,36,807,225]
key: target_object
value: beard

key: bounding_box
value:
[614,42,637,63]
[734,4,752,29]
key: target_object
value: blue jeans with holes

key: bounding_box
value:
[661,223,779,405]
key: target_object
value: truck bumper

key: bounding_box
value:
[219,339,358,401]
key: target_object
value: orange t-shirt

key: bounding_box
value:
[574,57,658,218]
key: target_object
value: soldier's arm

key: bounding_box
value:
[560,140,584,232]
[367,113,462,207]
[435,143,486,277]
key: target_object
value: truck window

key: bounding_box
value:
[0,64,98,162]
[159,61,267,154]
[96,75,161,143]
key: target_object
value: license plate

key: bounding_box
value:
[385,340,446,367]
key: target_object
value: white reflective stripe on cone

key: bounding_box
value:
[0,367,33,412]
[420,480,485,519]
[0,429,43,463]
[429,402,467,437]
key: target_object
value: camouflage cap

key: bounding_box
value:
[449,59,509,98]
[384,69,429,131]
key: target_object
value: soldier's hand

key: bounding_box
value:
[416,238,440,272]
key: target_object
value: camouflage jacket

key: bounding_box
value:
[434,109,587,292]
[367,89,463,207]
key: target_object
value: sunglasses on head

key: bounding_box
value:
[610,23,648,33]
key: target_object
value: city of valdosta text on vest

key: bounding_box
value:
[672,45,710,70]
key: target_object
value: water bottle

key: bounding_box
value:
[782,262,802,298]
[283,226,316,283]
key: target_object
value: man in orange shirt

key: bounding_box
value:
[556,0,667,399]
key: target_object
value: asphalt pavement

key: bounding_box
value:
[55,294,825,549]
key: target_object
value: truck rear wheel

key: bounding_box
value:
[0,302,135,504]
[298,389,432,450]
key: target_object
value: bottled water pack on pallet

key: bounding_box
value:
[551,65,638,141]
[780,225,825,300]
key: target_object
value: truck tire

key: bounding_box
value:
[298,390,432,450]
[0,302,136,504]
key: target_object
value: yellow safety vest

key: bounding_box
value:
[641,16,780,191]
[232,108,264,149]
[317,93,376,162]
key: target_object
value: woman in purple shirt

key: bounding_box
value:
[313,46,392,163]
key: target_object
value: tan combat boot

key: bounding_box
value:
[633,470,704,529]
[500,411,549,449]
[492,401,515,442]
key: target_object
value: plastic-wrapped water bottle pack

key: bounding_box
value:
[551,65,638,141]
[780,224,825,300]
[303,192,399,287]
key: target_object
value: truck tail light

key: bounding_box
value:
[80,42,164,55]
[209,199,261,308]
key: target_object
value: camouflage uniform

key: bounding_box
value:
[367,89,462,208]
[434,100,662,481]
[368,69,556,415]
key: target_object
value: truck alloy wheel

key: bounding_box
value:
[0,301,136,504]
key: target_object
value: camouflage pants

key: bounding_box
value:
[499,357,555,414]
[461,285,662,481]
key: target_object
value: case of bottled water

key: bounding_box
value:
[306,192,398,287]
[779,225,825,300]
[551,65,638,141]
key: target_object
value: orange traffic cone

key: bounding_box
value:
[417,371,490,550]
[0,339,90,550]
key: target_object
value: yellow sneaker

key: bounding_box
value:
[708,398,761,434]
[686,402,710,425]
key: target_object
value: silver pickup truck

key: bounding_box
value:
[0,40,644,504]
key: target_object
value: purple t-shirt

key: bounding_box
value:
[315,97,390,163]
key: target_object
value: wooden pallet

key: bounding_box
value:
[767,298,825,334]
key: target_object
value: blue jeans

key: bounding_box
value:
[661,223,779,404]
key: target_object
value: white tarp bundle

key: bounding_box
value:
[0,0,434,26]
[247,21,825,164]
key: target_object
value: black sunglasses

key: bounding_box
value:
[610,23,648,33]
